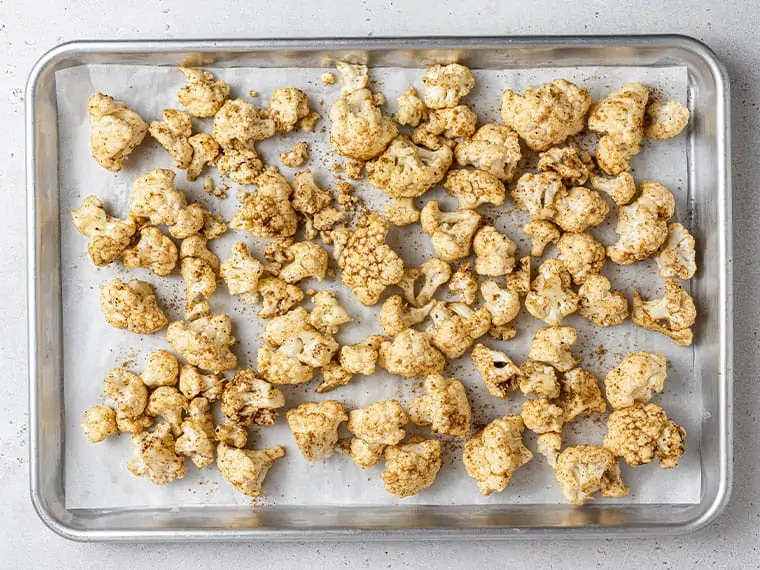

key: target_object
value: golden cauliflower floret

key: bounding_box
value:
[377,329,446,378]
[471,343,522,399]
[179,364,225,401]
[420,201,481,262]
[177,67,230,118]
[175,418,215,468]
[604,403,686,469]
[519,360,560,399]
[115,412,153,434]
[382,438,442,498]
[366,135,452,198]
[82,405,118,443]
[220,242,265,299]
[523,220,560,257]
[335,61,369,96]
[632,279,696,347]
[336,437,386,469]
[339,335,386,375]
[213,98,275,147]
[409,374,471,437]
[395,86,426,127]
[215,140,265,184]
[337,212,404,306]
[558,367,606,423]
[427,302,491,359]
[383,198,420,227]
[411,105,478,150]
[309,290,352,335]
[149,109,193,169]
[146,386,188,437]
[507,255,531,297]
[454,124,522,182]
[217,443,285,497]
[525,259,579,326]
[463,415,532,496]
[255,275,304,318]
[537,145,594,186]
[557,231,606,285]
[555,445,629,505]
[276,241,329,284]
[528,326,577,372]
[87,92,148,171]
[348,400,408,445]
[444,168,506,210]
[179,257,215,320]
[329,88,398,161]
[500,79,590,151]
[286,400,348,462]
[127,423,185,486]
[577,274,629,327]
[100,278,167,334]
[280,141,310,168]
[123,226,178,277]
[291,170,332,215]
[268,87,311,132]
[590,172,637,206]
[221,369,285,427]
[187,133,220,181]
[230,167,298,238]
[553,186,610,233]
[473,226,516,276]
[71,196,138,266]
[656,222,697,279]
[394,259,452,308]
[521,398,565,434]
[257,340,315,385]
[316,360,353,394]
[421,63,474,109]
[104,367,148,417]
[536,432,562,468]
[140,350,179,388]
[378,295,433,337]
[644,99,690,140]
[448,262,478,305]
[605,351,667,410]
[129,169,203,238]
[262,308,339,367]
[215,421,248,448]
[511,172,567,221]
[167,314,237,372]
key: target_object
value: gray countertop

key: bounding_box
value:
[3,0,756,567]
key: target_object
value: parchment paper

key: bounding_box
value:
[56,63,698,509]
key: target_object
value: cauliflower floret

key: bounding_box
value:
[463,415,532,495]
[115,411,153,435]
[277,241,329,284]
[180,257,215,320]
[645,99,690,140]
[220,242,265,299]
[129,169,204,239]
[216,443,285,497]
[145,386,188,437]
[421,63,474,109]
[71,196,138,266]
[215,140,265,184]
[178,364,225,401]
[256,340,315,385]
[444,168,506,210]
[123,226,178,277]
[605,351,668,410]
[339,335,386,375]
[411,105,478,150]
[536,432,562,468]
[521,398,565,434]
[180,234,219,274]
[519,360,560,399]
[558,367,606,423]
[215,422,248,448]
[221,369,285,426]
[523,220,560,257]
[316,360,354,394]
[140,350,179,388]
[213,98,275,147]
[537,145,594,185]
[656,222,697,279]
[577,274,629,327]
[409,375,471,437]
[348,400,408,445]
[335,61,369,96]
[256,276,305,318]
[336,437,386,469]
[383,198,420,226]
[312,207,345,236]
[177,67,230,118]
[337,212,404,306]
[506,255,532,298]
[382,438,442,498]
[309,290,352,334]
[88,92,148,171]
[366,135,452,199]
[500,79,590,151]
[589,172,636,206]
[280,141,310,168]
[262,308,339,367]
[553,186,610,233]
[269,87,310,132]
[186,133,220,181]
[480,280,520,326]
[525,259,579,326]
[427,302,491,359]
[149,109,193,169]
[454,124,522,181]
[471,344,522,398]
[557,231,606,285]
[448,262,478,305]
[395,258,452,308]
[511,172,567,221]
[528,326,577,372]
[127,423,185,485]
[604,403,686,468]
[632,279,697,347]
[167,314,237,372]
[395,86,426,127]
[378,295,433,337]
[472,226,516,276]
[200,209,227,240]
[100,278,167,334]
[555,445,629,505]
[230,167,298,238]
[329,88,398,161]
[420,201,482,262]
[175,418,215,468]
[82,405,118,443]
[377,329,446,378]
[286,400,348,462]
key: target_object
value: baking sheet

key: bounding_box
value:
[56,63,698,509]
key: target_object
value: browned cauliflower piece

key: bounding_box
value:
[632,279,696,347]
[500,79,590,151]
[644,99,690,140]
[82,405,118,443]
[577,274,629,327]
[523,220,561,257]
[309,290,352,335]
[553,186,610,233]
[177,67,230,118]
[269,87,311,132]
[256,275,305,318]
[316,360,354,394]
[256,340,315,385]
[528,326,577,372]
[420,201,481,261]
[103,368,151,431]
[557,231,606,285]
[280,141,310,168]
[178,364,226,401]
[127,423,185,485]
[454,124,522,181]
[409,374,471,437]
[519,360,560,399]
[395,86,426,127]
[329,88,398,161]
[605,351,668,410]
[378,295,433,337]
[521,398,565,434]
[115,412,153,435]
[230,167,298,238]
[336,437,386,469]
[88,92,148,171]
[525,259,579,326]
[175,417,215,468]
[220,242,265,301]
[463,415,532,495]
[71,196,138,266]
[286,400,348,462]
[656,222,697,279]
[421,63,474,109]
[145,386,188,437]
[377,329,446,378]
[187,133,220,181]
[382,198,420,227]
[100,278,167,334]
[179,256,215,321]
[275,241,329,284]
[473,226,516,276]
[216,443,285,497]
[427,302,491,359]
[395,258,452,308]
[213,98,275,147]
[149,109,193,169]
[215,422,248,448]
[348,400,408,445]
[448,262,478,305]
[603,403,686,468]
[337,212,404,306]
[335,61,369,95]
[215,140,264,184]
[129,169,204,239]
[511,172,567,221]
[382,438,442,498]
[536,432,562,468]
[167,314,237,372]
[339,335,386,376]
[411,105,478,150]
[123,226,178,277]
[290,168,332,215]
[555,445,629,505]
[445,169,507,213]
[537,145,594,185]
[221,369,285,427]
[558,367,606,423]
[589,172,637,206]
[471,343,522,398]
[140,350,179,388]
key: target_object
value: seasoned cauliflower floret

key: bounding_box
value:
[536,432,562,468]
[395,258,452,308]
[525,259,579,326]
[383,198,420,226]
[335,61,369,96]
[448,262,478,305]
[523,220,560,257]
[280,141,310,168]
[511,172,567,221]
[420,201,481,262]
[177,67,230,118]
[215,140,264,184]
[213,98,275,147]
[262,308,339,367]
[409,375,471,437]
[445,169,506,211]
[179,257,215,320]
[336,437,386,469]
[216,443,285,497]
[500,79,590,151]
[463,415,532,495]
[506,254,532,297]
[421,63,474,109]
[149,109,193,169]
[141,350,179,388]
[103,367,148,418]
[377,329,446,378]
[590,172,637,206]
[340,335,386,375]
[521,398,565,434]
[382,438,442,498]
[473,226,516,276]
[519,360,560,399]
[316,360,353,394]
[471,344,522,399]
[167,314,237,372]
[427,302,491,359]
[553,186,610,233]
[128,169,204,239]
[268,87,311,132]
[115,412,153,435]
[256,275,304,318]
[537,145,594,186]
[605,351,668,410]
[175,418,215,468]
[412,105,478,150]
[558,367,606,423]
[286,400,348,462]
[230,167,298,238]
[221,369,285,427]
[220,242,265,300]
[480,280,520,326]
[557,231,606,285]
[123,226,178,277]
[378,295,433,337]
[187,133,220,181]
[555,445,629,505]
[604,403,686,468]
[309,290,352,334]
[348,400,408,445]
[329,88,398,161]
[82,405,118,443]
[100,278,167,334]
[577,274,629,327]
[656,222,697,279]
[277,241,329,284]
[256,340,314,385]
[632,279,697,347]
[528,326,577,372]
[215,422,248,448]
[88,92,148,171]
[291,170,332,215]
[146,386,188,437]
[454,124,522,181]
[644,99,690,140]
[178,364,225,401]
[71,196,137,266]
[127,423,185,485]
[395,86,426,127]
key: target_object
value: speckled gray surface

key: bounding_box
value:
[2,0,756,567]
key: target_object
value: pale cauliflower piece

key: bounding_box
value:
[88,92,148,171]
[605,351,668,410]
[604,403,686,468]
[555,445,629,505]
[216,443,285,497]
[100,278,167,334]
[221,369,285,426]
[411,105,478,150]
[632,279,697,347]
[420,201,481,262]
[215,140,264,184]
[269,87,310,132]
[213,98,275,147]
[511,172,567,221]
[329,88,398,161]
[480,280,520,326]
[395,86,426,127]
[336,437,386,469]
[473,226,516,276]
[123,226,178,277]
[146,386,188,437]
[382,438,442,498]
[557,231,606,285]
[178,364,226,401]
[175,418,215,468]
[656,222,697,279]
[528,326,577,372]
[454,124,522,181]
[256,340,314,385]
[187,133,220,181]
[521,398,565,434]
[316,360,354,394]
[339,335,386,375]
[127,423,185,486]
[590,172,637,206]
[463,415,532,496]
[177,67,230,118]
[558,367,606,423]
[278,241,329,284]
[128,169,203,239]
[536,432,562,468]
[523,220,560,257]
[525,259,579,326]
[577,274,629,327]
[645,99,690,140]
[230,167,298,238]
[378,295,434,337]
[280,141,309,168]
[377,329,446,378]
[335,61,369,96]
[167,314,237,372]
[309,290,352,334]
[71,196,137,266]
[103,367,148,421]
[427,302,491,359]
[220,242,265,299]
[82,405,118,443]
[180,257,215,321]
[348,400,408,445]
[537,145,594,185]
[553,186,610,233]
[519,360,560,399]
[149,109,193,169]
[141,350,179,388]
[471,344,522,399]
[256,276,304,318]
[500,79,590,151]
[383,198,420,226]
[409,375,471,437]
[215,422,248,448]
[286,400,348,462]
[444,168,506,210]
[421,63,474,109]
[448,262,478,305]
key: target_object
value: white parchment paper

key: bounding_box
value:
[56,63,698,509]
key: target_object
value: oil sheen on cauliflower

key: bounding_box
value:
[411,105,478,150]
[590,172,637,206]
[213,98,275,147]
[286,400,348,462]
[632,279,697,347]
[71,196,138,267]
[88,92,148,171]
[127,422,185,485]
[216,443,285,497]
[605,351,668,410]
[552,186,609,233]
[555,445,629,505]
[519,361,560,399]
[395,86,426,127]
[382,438,442,498]
[268,87,311,132]
[149,109,194,169]
[421,63,475,109]
[444,168,506,210]
[348,400,408,446]
[82,405,118,443]
[100,278,167,334]
[123,226,178,277]
[409,374,471,437]
[537,145,594,185]
[644,99,690,140]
